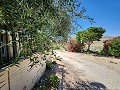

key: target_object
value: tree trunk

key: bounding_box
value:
[87,43,92,51]
[87,45,90,51]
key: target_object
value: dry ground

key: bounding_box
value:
[55,50,120,90]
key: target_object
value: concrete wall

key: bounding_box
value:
[0,59,46,90]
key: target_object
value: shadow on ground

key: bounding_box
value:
[73,81,107,90]
[63,81,107,90]
[33,62,107,90]
[56,63,107,90]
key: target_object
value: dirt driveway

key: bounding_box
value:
[55,50,120,90]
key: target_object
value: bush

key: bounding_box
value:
[102,40,111,56]
[52,61,57,64]
[100,50,106,56]
[108,39,120,57]
[36,74,59,89]
[102,36,120,57]
[46,61,53,70]
[67,42,75,52]
[67,40,84,52]
[50,74,59,88]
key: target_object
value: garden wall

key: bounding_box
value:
[0,59,46,90]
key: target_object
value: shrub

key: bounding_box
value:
[52,61,57,64]
[50,74,59,88]
[102,40,111,56]
[100,50,106,56]
[46,61,53,70]
[74,43,84,52]
[67,40,84,52]
[108,39,120,57]
[67,43,75,52]
[102,36,120,57]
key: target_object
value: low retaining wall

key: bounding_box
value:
[0,69,9,90]
[0,59,46,90]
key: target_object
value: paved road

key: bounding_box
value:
[56,51,120,90]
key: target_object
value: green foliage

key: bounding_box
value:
[50,74,59,88]
[34,74,59,90]
[53,45,61,50]
[76,30,87,43]
[99,50,105,56]
[52,61,57,64]
[46,60,57,69]
[102,37,120,57]
[39,85,48,90]
[76,27,106,51]
[0,0,93,66]
[46,61,53,70]
[87,27,106,41]
[108,38,120,57]
[67,40,84,52]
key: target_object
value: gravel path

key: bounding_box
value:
[55,50,120,90]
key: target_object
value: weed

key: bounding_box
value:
[46,61,53,70]
[50,74,59,88]
[52,61,57,64]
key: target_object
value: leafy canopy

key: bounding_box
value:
[109,39,120,57]
[0,0,93,65]
[76,27,106,50]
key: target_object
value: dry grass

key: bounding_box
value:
[90,41,103,52]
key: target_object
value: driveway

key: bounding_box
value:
[55,50,120,90]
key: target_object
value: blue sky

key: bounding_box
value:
[72,0,120,36]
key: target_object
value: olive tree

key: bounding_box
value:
[0,0,93,66]
[76,27,106,51]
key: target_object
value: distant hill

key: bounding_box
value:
[70,36,115,41]
[101,36,115,41]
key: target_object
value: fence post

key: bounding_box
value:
[7,68,11,90]
[5,29,10,63]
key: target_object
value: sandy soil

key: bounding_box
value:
[55,50,120,90]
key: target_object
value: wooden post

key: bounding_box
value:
[5,29,10,63]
